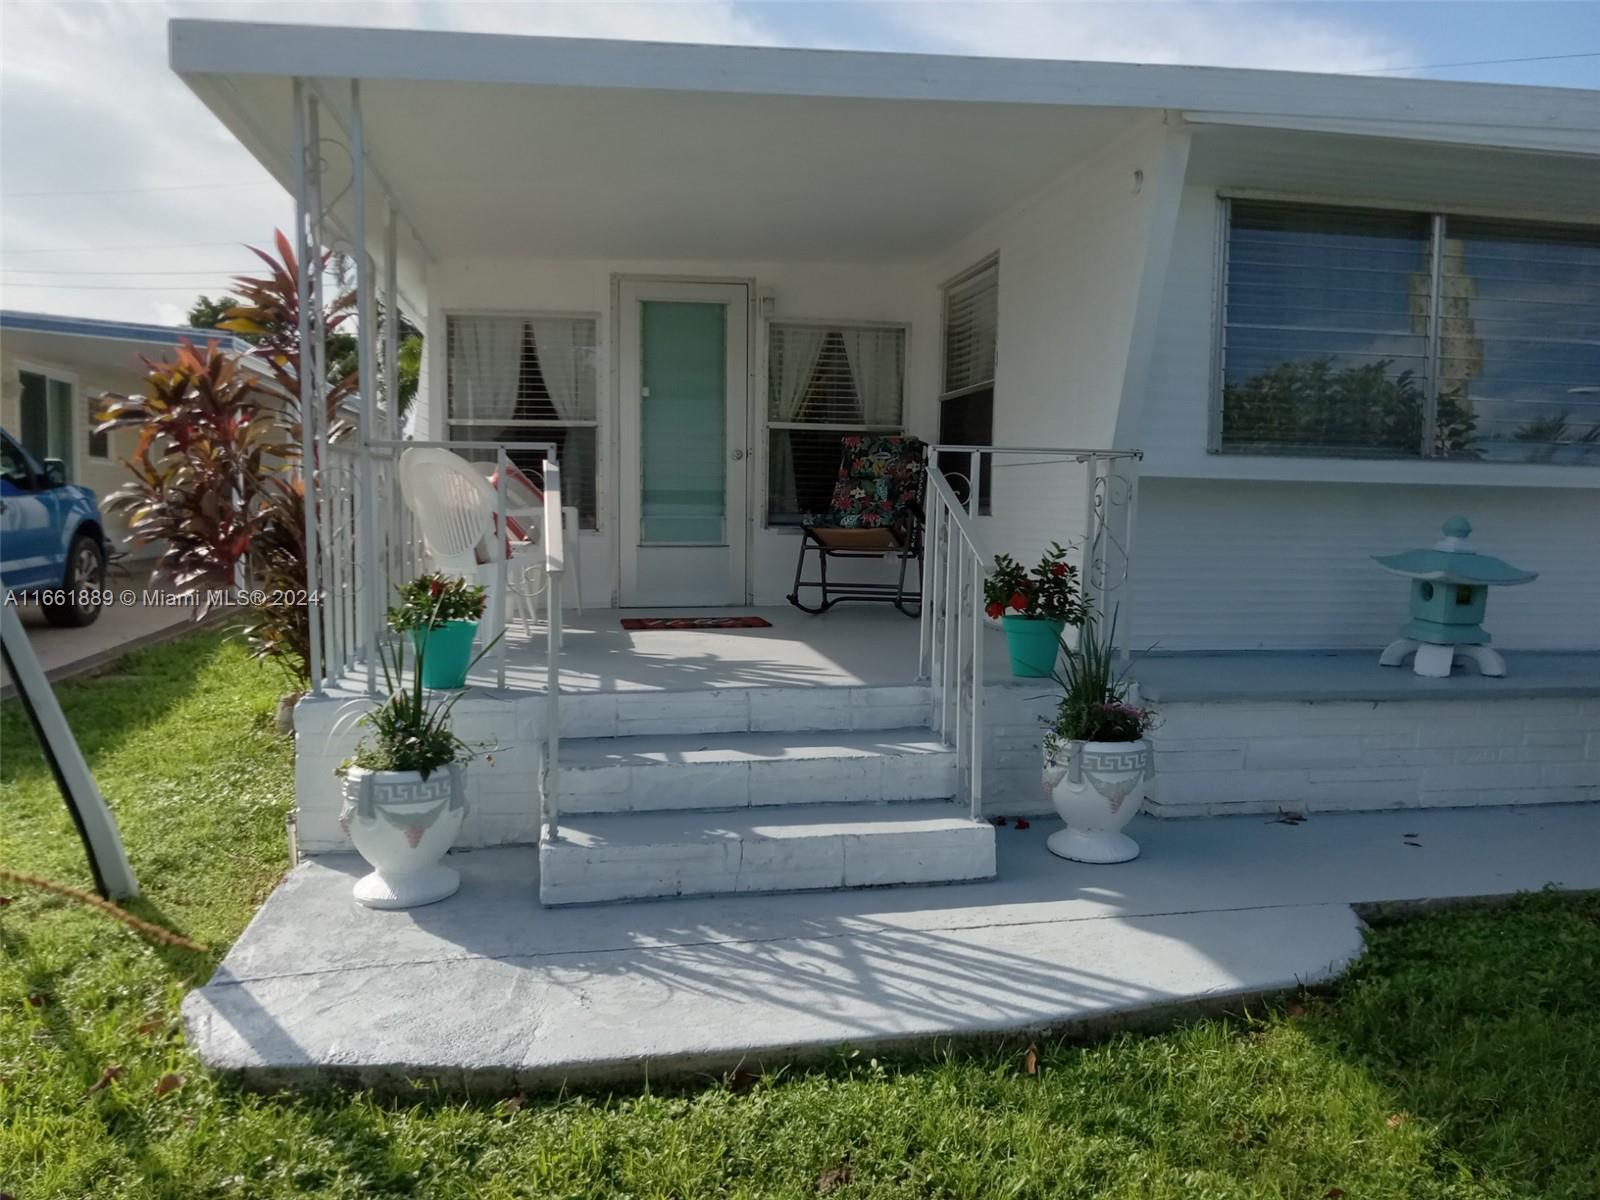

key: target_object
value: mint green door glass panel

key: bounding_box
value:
[640,301,727,544]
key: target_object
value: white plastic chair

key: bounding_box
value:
[396,447,507,642]
[470,460,584,628]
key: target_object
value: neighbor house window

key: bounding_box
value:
[18,369,74,477]
[1219,200,1600,464]
[939,256,998,509]
[767,322,906,524]
[87,392,110,460]
[446,314,598,527]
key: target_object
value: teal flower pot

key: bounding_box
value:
[1001,615,1065,678]
[414,619,478,690]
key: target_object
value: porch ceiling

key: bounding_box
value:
[198,72,1143,265]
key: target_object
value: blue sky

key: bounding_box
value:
[1,1,1595,324]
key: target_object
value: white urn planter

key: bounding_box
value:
[339,764,467,908]
[1044,739,1154,864]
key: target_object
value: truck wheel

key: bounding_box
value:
[42,532,106,627]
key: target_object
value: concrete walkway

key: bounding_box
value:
[183,803,1600,1092]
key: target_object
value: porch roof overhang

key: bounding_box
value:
[170,20,1600,306]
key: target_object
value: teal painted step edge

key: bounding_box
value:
[1001,615,1065,677]
[414,620,478,690]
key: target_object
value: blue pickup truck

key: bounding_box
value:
[1,428,107,626]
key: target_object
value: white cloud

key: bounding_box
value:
[0,1,1411,323]
[873,1,1410,73]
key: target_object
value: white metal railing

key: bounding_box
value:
[920,465,989,819]
[918,445,1143,815]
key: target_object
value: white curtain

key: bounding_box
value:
[450,317,523,422]
[528,318,593,421]
[839,329,904,427]
[769,326,827,516]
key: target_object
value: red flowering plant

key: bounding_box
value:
[386,572,487,633]
[983,542,1088,624]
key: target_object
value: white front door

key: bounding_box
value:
[618,280,750,607]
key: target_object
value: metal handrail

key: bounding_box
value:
[921,464,989,819]
[919,443,1144,821]
[540,460,564,840]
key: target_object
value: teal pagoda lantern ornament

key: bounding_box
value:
[1374,516,1538,678]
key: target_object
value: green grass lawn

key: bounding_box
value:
[3,631,1598,1199]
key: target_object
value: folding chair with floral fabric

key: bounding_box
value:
[786,435,927,617]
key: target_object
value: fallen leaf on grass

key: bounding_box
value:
[85,1065,124,1096]
[1386,1112,1411,1128]
[1324,1189,1346,1199]
[1023,1043,1039,1076]
[135,1014,167,1036]
[724,1068,760,1094]
[1285,1000,1308,1019]
[27,993,47,1008]
[153,1072,185,1097]
[816,1156,852,1195]
[1013,818,1031,830]
[497,1094,525,1116]
[0,895,14,906]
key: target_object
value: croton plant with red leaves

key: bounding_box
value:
[983,541,1088,624]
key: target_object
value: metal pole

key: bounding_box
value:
[383,201,399,442]
[495,448,509,691]
[292,79,324,696]
[2,605,139,899]
[970,538,984,821]
[917,453,936,682]
[967,448,982,519]
[308,95,335,682]
[1082,452,1100,629]
[350,81,381,696]
[543,458,564,840]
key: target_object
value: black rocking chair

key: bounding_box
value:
[786,435,927,617]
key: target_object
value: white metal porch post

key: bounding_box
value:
[291,78,325,695]
[350,80,382,695]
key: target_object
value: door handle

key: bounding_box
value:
[730,449,745,461]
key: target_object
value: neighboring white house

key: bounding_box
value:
[0,310,255,559]
[169,23,1600,904]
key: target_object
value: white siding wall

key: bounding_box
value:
[424,256,935,607]
[1131,180,1600,651]
[920,115,1175,576]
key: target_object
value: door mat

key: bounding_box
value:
[620,616,774,631]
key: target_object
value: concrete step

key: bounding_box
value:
[558,728,957,815]
[559,684,930,738]
[538,800,996,905]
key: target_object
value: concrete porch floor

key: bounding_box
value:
[466,604,1006,693]
[184,802,1600,1091]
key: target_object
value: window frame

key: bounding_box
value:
[441,308,602,528]
[86,389,111,460]
[761,316,910,529]
[1209,195,1600,466]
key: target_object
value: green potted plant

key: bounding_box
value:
[387,572,487,690]
[1041,613,1157,864]
[334,623,495,908]
[984,542,1087,677]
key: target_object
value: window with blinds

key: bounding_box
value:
[445,314,599,526]
[1219,200,1600,464]
[766,322,906,524]
[940,256,998,511]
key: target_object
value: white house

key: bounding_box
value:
[170,22,1600,905]
[0,310,255,559]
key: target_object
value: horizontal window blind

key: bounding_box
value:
[1220,201,1600,465]
[1437,216,1600,464]
[942,259,998,398]
[1221,202,1432,458]
[767,323,906,525]
[445,314,599,526]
